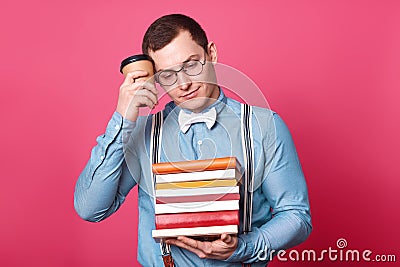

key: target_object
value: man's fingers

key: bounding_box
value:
[121,70,149,86]
[133,88,158,106]
[176,236,205,250]
[121,89,157,109]
[143,81,158,96]
[121,79,158,99]
[165,238,206,258]
[165,235,238,260]
[120,81,158,106]
[220,234,232,244]
[131,94,156,109]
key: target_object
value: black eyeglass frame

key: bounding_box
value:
[154,51,207,86]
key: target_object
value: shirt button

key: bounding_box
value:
[197,140,203,145]
[100,156,105,160]
[115,125,120,130]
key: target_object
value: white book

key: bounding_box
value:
[155,200,239,214]
[156,168,241,184]
[155,185,239,197]
[152,225,238,239]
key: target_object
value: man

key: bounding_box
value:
[74,14,312,266]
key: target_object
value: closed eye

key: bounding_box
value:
[185,61,199,69]
[159,71,175,79]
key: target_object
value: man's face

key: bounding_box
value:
[149,30,219,113]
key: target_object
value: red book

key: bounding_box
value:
[155,210,239,230]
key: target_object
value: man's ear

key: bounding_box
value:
[207,42,218,63]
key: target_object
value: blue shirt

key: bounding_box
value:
[74,89,312,266]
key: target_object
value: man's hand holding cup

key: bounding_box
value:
[116,54,158,122]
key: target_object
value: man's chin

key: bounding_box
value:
[178,98,211,113]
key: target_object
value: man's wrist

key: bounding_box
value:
[223,235,253,262]
[105,112,135,144]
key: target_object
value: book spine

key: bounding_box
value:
[156,168,241,184]
[156,193,240,204]
[155,179,238,190]
[152,225,238,239]
[155,186,239,197]
[155,210,239,229]
[155,200,239,214]
[152,157,240,174]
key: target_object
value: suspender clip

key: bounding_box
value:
[162,254,174,267]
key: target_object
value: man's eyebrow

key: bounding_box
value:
[182,54,199,63]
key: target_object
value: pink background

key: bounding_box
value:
[1,0,399,266]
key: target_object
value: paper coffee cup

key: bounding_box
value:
[120,54,154,82]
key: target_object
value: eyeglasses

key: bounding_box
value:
[154,52,207,86]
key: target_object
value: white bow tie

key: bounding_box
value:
[178,107,217,133]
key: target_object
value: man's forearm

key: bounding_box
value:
[74,112,137,222]
[225,209,312,263]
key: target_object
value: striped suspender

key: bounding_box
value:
[150,111,174,267]
[150,104,254,267]
[241,103,254,267]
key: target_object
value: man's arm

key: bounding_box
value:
[74,112,139,222]
[74,69,158,222]
[225,113,312,263]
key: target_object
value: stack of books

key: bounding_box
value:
[151,157,242,239]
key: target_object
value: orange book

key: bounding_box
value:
[152,157,241,174]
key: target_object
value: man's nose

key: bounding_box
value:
[175,71,192,90]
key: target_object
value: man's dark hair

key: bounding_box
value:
[142,14,208,55]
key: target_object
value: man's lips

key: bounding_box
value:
[181,88,199,99]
